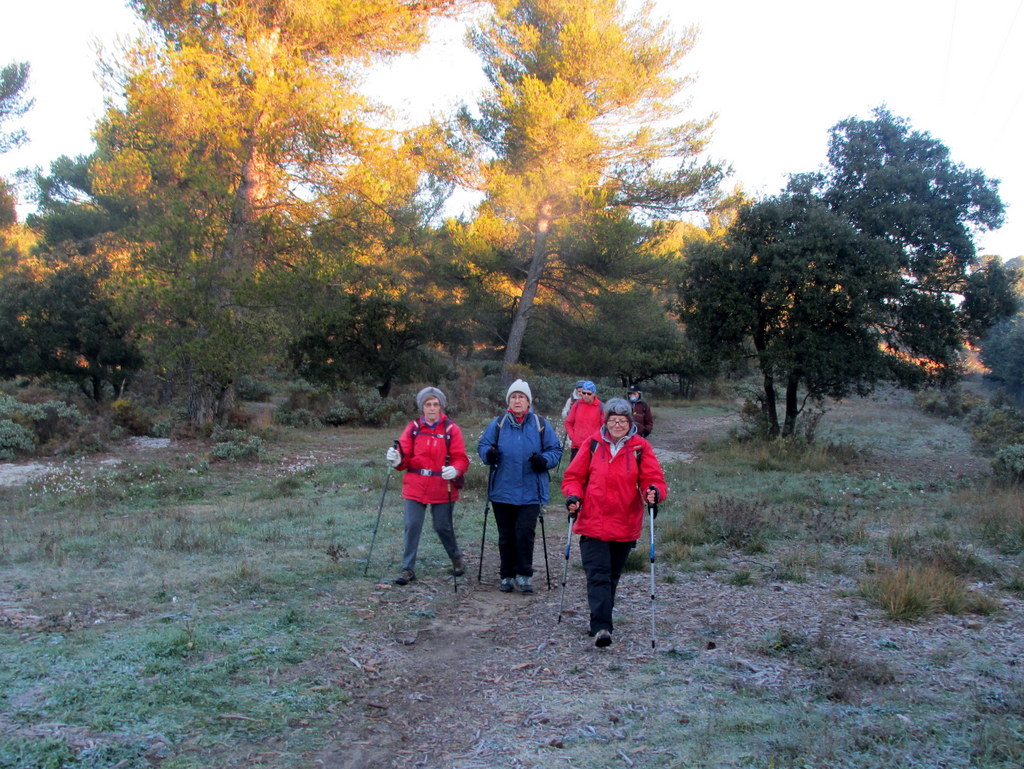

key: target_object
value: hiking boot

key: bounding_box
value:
[499,577,515,592]
[451,556,466,577]
[394,569,416,586]
[594,629,612,648]
[515,575,533,594]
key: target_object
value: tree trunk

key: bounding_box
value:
[502,204,552,383]
[223,138,270,272]
[187,376,218,426]
[762,370,780,437]
[187,373,235,427]
[782,375,800,437]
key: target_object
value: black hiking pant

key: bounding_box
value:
[492,502,540,578]
[579,536,635,635]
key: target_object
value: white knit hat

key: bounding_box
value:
[506,379,532,404]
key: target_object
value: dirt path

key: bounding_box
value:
[300,410,737,767]
[292,400,1021,769]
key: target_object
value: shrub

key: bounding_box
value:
[702,495,771,550]
[915,387,984,418]
[274,407,323,429]
[0,418,35,459]
[888,533,1000,579]
[858,564,967,620]
[0,393,83,451]
[970,406,1024,450]
[210,428,266,461]
[992,444,1024,484]
[111,398,154,436]
[236,375,273,402]
[323,402,356,426]
[356,392,403,427]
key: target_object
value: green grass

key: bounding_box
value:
[2,392,1023,768]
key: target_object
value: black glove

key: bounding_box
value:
[647,485,660,515]
[565,495,580,519]
[485,447,501,465]
[529,453,547,473]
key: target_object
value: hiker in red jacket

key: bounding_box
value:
[385,387,470,586]
[562,397,667,648]
[564,380,603,460]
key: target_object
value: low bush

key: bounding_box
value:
[111,397,154,436]
[210,428,266,461]
[859,564,968,620]
[916,387,985,419]
[992,444,1024,484]
[236,374,273,402]
[0,392,83,454]
[969,406,1024,450]
[0,419,35,459]
[274,407,323,429]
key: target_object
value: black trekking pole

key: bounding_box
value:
[647,487,658,649]
[447,450,457,594]
[557,511,576,622]
[364,440,398,577]
[477,464,496,582]
[539,512,551,590]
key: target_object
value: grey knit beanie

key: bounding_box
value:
[603,397,632,420]
[506,378,532,404]
[416,386,447,411]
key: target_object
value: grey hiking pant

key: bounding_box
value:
[401,499,461,572]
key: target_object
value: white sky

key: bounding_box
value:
[2,0,1022,258]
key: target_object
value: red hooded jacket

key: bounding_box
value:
[561,428,667,542]
[565,397,604,449]
[394,414,470,504]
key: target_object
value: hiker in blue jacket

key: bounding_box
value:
[478,379,563,593]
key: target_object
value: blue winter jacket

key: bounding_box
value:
[477,410,563,505]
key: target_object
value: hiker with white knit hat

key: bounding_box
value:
[477,379,562,593]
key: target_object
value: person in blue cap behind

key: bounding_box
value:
[564,380,602,460]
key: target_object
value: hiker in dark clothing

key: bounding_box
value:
[477,379,562,593]
[627,385,654,438]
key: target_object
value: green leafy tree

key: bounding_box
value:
[0,266,144,400]
[461,0,723,379]
[288,292,435,398]
[680,109,1016,437]
[0,61,32,154]
[980,261,1024,399]
[29,155,137,252]
[91,0,467,425]
[982,316,1024,400]
[0,62,32,232]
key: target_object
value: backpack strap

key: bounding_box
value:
[495,412,545,450]
[589,436,642,464]
[407,417,453,462]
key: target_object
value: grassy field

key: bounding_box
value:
[1,391,1023,768]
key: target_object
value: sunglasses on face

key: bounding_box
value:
[581,391,594,396]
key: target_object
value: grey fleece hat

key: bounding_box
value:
[416,386,447,411]
[603,397,633,420]
[506,378,532,404]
